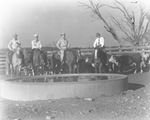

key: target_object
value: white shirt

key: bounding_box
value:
[56,38,69,50]
[31,39,42,49]
[93,37,104,48]
[8,39,21,51]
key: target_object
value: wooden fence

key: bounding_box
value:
[0,52,7,74]
[0,46,150,74]
[80,46,150,55]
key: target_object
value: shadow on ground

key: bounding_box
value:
[128,83,145,90]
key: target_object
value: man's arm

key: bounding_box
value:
[8,40,13,51]
[93,39,97,48]
[67,40,70,48]
[16,40,22,47]
[31,40,36,49]
[56,40,61,49]
[39,41,42,49]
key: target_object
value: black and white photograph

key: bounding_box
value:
[0,0,150,120]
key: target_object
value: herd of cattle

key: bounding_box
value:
[20,48,150,76]
[73,52,150,74]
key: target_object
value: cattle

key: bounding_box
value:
[51,53,61,74]
[117,53,142,74]
[107,55,119,73]
[78,58,86,73]
[77,56,95,73]
[85,57,95,73]
[140,52,150,73]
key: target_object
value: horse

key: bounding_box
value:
[32,49,47,75]
[23,48,35,76]
[51,48,81,74]
[94,47,107,73]
[51,51,62,74]
[11,46,24,77]
[63,48,80,73]
[6,51,13,75]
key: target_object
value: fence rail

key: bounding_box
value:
[0,46,150,74]
[80,46,150,55]
[0,53,7,74]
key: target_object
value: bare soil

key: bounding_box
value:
[0,72,150,120]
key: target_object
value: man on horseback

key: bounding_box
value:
[93,32,105,59]
[93,32,107,73]
[30,34,47,75]
[56,33,70,64]
[30,34,43,64]
[7,34,25,73]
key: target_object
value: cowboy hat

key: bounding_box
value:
[13,33,18,37]
[33,34,39,37]
[60,32,66,36]
[96,32,100,37]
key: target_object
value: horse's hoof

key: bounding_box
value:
[134,72,136,74]
[6,72,9,75]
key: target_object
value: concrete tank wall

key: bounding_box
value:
[0,73,128,101]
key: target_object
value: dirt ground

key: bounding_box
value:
[0,72,150,120]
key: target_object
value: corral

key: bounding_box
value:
[0,45,150,74]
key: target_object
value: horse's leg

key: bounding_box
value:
[77,64,79,73]
[35,67,38,75]
[10,65,13,78]
[24,67,28,76]
[13,67,16,77]
[99,63,102,73]
[31,67,34,76]
[69,64,72,74]
[15,67,18,77]
[32,67,36,76]
[101,62,106,73]
[140,62,144,73]
[6,62,10,75]
[72,63,77,73]
[95,63,98,73]
[94,63,97,73]
[100,63,103,73]
[18,66,22,77]
[41,66,44,75]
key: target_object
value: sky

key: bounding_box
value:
[0,0,150,48]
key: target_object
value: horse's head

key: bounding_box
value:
[53,51,61,60]
[75,48,81,59]
[69,48,81,61]
[13,46,22,58]
[32,50,44,66]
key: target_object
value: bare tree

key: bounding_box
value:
[79,0,150,46]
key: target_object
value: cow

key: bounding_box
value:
[85,57,95,73]
[140,52,150,73]
[78,58,86,73]
[77,56,95,73]
[118,53,142,74]
[107,55,119,73]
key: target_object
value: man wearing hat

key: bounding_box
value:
[6,34,25,73]
[93,32,105,59]
[56,33,70,63]
[30,34,42,63]
[31,34,42,50]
